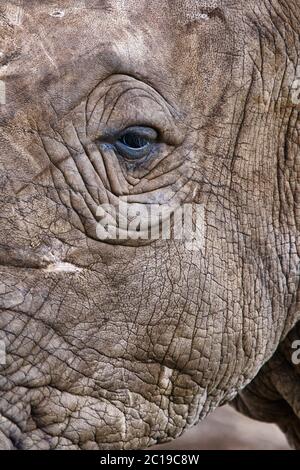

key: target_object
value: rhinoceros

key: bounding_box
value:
[0,0,299,450]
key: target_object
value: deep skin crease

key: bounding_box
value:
[0,0,299,449]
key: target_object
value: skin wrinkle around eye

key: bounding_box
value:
[29,66,204,250]
[86,76,189,189]
[85,75,184,143]
[35,81,194,246]
[73,76,186,185]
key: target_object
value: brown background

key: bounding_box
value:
[153,406,290,450]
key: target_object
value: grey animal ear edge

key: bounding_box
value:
[232,320,300,449]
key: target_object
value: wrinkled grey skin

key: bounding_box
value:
[0,0,299,450]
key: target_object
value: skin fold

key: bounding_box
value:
[0,0,299,449]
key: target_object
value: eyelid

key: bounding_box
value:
[115,142,153,161]
[118,126,158,142]
[97,126,159,146]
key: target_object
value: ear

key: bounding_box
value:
[233,320,300,449]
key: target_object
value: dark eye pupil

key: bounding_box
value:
[121,133,149,149]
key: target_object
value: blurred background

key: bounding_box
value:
[153,405,290,450]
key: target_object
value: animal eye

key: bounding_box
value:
[115,126,158,161]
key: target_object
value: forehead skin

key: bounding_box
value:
[0,0,237,118]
